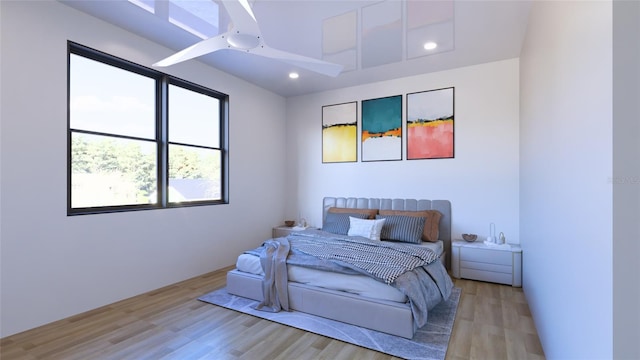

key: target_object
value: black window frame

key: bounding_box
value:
[67,42,229,215]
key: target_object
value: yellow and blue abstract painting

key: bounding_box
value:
[322,102,357,163]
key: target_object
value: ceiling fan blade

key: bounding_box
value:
[153,34,229,67]
[220,0,260,35]
[153,0,342,77]
[252,45,344,77]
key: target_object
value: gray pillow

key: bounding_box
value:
[376,215,426,244]
[323,212,368,235]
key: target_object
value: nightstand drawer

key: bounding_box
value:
[273,227,294,238]
[461,247,512,265]
[460,268,513,285]
[460,260,512,274]
[272,226,313,238]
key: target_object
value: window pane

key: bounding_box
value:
[169,84,220,147]
[70,54,155,139]
[168,144,221,202]
[71,133,157,208]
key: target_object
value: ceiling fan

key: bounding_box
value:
[153,0,343,77]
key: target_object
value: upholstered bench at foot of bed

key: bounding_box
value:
[226,269,415,339]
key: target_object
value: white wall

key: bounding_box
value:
[284,59,520,245]
[0,1,286,337]
[520,1,613,358]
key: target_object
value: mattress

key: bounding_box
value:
[235,240,444,303]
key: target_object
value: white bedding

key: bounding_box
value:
[235,240,444,303]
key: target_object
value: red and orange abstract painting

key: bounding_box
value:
[406,88,454,159]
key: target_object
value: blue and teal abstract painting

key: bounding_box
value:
[361,95,402,161]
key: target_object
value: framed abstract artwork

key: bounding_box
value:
[406,87,454,159]
[322,101,357,163]
[361,95,402,162]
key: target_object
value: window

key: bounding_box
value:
[68,42,228,215]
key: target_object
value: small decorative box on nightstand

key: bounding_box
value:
[452,240,522,287]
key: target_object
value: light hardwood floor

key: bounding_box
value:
[1,267,545,359]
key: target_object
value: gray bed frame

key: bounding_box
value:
[226,197,452,339]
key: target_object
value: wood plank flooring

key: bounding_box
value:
[0,267,545,359]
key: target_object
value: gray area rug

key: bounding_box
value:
[198,287,460,360]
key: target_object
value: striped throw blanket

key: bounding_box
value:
[287,230,438,284]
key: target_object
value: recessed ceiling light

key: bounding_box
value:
[423,42,438,50]
[289,72,299,79]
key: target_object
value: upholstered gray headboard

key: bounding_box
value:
[323,197,452,269]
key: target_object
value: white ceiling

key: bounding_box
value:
[59,0,532,98]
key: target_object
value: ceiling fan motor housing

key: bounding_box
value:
[226,33,260,50]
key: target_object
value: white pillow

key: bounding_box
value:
[347,216,386,241]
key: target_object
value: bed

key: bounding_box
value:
[226,197,454,339]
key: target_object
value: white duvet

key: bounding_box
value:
[236,240,443,303]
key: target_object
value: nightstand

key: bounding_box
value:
[272,226,306,238]
[451,240,522,287]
